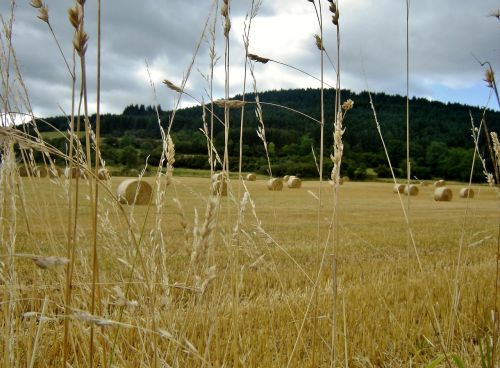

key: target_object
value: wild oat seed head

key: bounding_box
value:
[314,34,325,51]
[30,0,43,8]
[37,5,49,23]
[484,68,494,88]
[73,28,89,56]
[68,5,82,29]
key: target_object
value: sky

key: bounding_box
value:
[1,0,499,120]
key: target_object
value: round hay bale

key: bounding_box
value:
[246,173,257,181]
[434,179,446,187]
[434,187,452,201]
[459,187,474,199]
[267,178,283,191]
[98,168,110,180]
[38,167,48,178]
[393,184,405,193]
[19,165,30,177]
[404,184,419,196]
[64,167,85,179]
[287,176,302,189]
[117,178,152,205]
[283,175,290,182]
[342,176,350,182]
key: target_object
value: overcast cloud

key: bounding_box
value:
[1,0,499,118]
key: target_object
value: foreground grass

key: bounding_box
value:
[2,175,497,367]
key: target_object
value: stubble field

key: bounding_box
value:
[4,175,498,367]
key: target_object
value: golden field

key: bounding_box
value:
[2,175,498,367]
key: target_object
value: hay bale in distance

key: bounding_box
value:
[246,173,257,181]
[38,167,48,178]
[64,167,85,179]
[267,178,283,191]
[19,165,30,177]
[434,179,446,187]
[434,187,453,201]
[459,187,474,199]
[98,168,110,180]
[117,178,152,205]
[393,184,405,193]
[404,184,419,196]
[287,176,301,189]
[342,176,350,182]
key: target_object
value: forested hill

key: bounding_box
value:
[39,88,500,181]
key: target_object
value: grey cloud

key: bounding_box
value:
[1,0,499,119]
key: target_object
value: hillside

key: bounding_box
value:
[36,88,500,181]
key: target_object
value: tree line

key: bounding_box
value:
[29,88,500,181]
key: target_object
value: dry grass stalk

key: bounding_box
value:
[111,286,138,309]
[64,166,85,179]
[165,134,175,185]
[97,167,109,180]
[211,172,228,196]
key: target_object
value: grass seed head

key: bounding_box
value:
[73,28,89,56]
[484,68,494,88]
[30,0,43,8]
[68,5,82,29]
[224,18,231,37]
[314,34,325,51]
[163,80,182,93]
[248,53,270,64]
[37,5,49,23]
